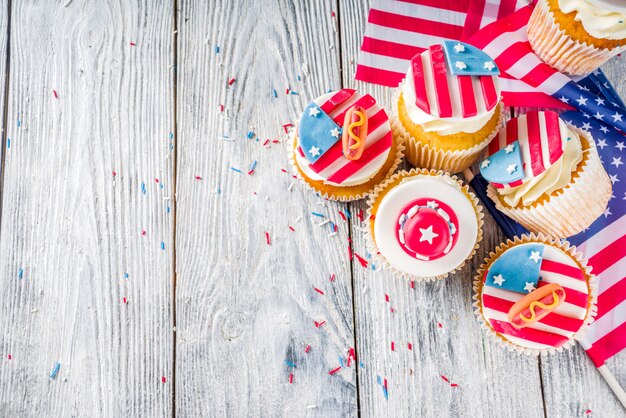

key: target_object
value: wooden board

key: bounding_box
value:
[174,0,358,416]
[0,0,7,186]
[0,1,174,415]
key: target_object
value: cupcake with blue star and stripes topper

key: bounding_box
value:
[290,89,404,201]
[474,234,597,355]
[391,41,504,174]
[480,109,611,238]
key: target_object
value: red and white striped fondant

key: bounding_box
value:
[410,44,499,120]
[296,89,393,186]
[488,110,567,189]
[481,244,592,350]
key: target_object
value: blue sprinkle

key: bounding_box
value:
[6,138,10,149]
[339,356,344,367]
[161,241,165,250]
[160,184,164,190]
[284,360,296,368]
[329,222,335,231]
[230,167,242,173]
[169,132,173,139]
[247,131,254,139]
[359,361,364,369]
[17,119,21,127]
[371,263,376,270]
[124,272,129,279]
[141,182,146,194]
[216,187,221,194]
[297,74,301,81]
[290,91,299,95]
[311,212,324,218]
[272,89,277,98]
[166,206,171,214]
[326,88,333,93]
[169,143,174,150]
[18,268,23,279]
[343,209,351,219]
[215,45,219,53]
[249,160,257,171]
[376,375,381,385]
[49,362,61,380]
[383,385,388,400]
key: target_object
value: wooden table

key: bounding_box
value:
[0,1,623,416]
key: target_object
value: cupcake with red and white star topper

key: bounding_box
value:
[480,110,611,238]
[474,234,597,355]
[366,169,484,281]
[391,41,504,173]
[290,89,404,201]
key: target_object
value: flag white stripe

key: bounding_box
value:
[582,300,626,345]
[373,0,467,24]
[595,258,626,294]
[358,51,408,74]
[576,214,626,258]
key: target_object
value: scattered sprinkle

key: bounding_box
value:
[329,366,341,375]
[391,341,395,351]
[585,410,593,415]
[410,280,415,289]
[441,375,450,383]
[230,167,242,173]
[385,294,389,302]
[438,322,443,328]
[215,45,219,53]
[314,320,326,328]
[272,89,277,98]
[408,343,413,350]
[304,345,311,353]
[7,354,11,360]
[284,360,296,368]
[219,104,224,112]
[354,253,368,268]
[450,383,459,388]
[265,231,271,246]
[314,287,324,295]
[289,226,295,232]
[248,160,257,175]
[49,362,61,380]
[130,42,136,46]
[195,175,202,180]
[311,212,324,218]
[161,376,167,383]
[247,131,255,139]
[228,77,236,85]
[123,297,128,304]
[52,90,59,99]
[289,373,294,384]
[161,241,165,250]
[329,274,335,282]
[357,209,364,223]
[18,268,23,279]
[282,123,293,133]
[338,211,346,221]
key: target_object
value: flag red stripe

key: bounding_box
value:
[589,234,626,275]
[537,281,589,309]
[540,259,585,281]
[461,0,485,40]
[467,6,532,49]
[480,76,499,112]
[543,111,564,164]
[506,117,518,145]
[361,36,425,61]
[526,111,545,176]
[458,75,477,117]
[355,65,404,88]
[595,277,626,320]
[429,45,453,118]
[395,0,470,13]
[309,109,388,173]
[585,322,626,367]
[497,0,518,19]
[368,9,464,39]
[494,42,532,73]
[492,179,523,189]
[482,294,585,333]
[489,318,570,347]
[519,59,560,89]
[320,89,356,114]
[327,132,393,184]
[331,95,377,125]
[501,91,573,110]
[412,55,431,114]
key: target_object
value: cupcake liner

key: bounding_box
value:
[473,233,598,356]
[288,129,405,202]
[365,168,484,282]
[528,0,626,75]
[391,84,505,174]
[487,127,611,238]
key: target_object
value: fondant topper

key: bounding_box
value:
[485,243,545,293]
[442,41,500,76]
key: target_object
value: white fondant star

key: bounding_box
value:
[419,225,439,245]
[581,122,592,131]
[330,127,340,138]
[616,141,625,151]
[594,111,604,121]
[612,112,623,122]
[493,274,505,286]
[576,96,588,106]
[611,157,623,168]
[506,164,517,174]
[484,61,496,71]
[529,251,542,263]
[597,138,608,149]
[604,207,612,218]
[454,43,465,53]
[309,106,320,117]
[524,282,536,293]
[481,159,490,168]
[559,96,569,104]
[600,125,610,133]
[455,61,467,70]
[505,143,515,154]
[426,200,439,209]
[595,97,605,106]
[309,146,320,158]
[609,173,619,184]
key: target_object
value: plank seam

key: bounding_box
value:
[172,0,179,415]
[0,0,12,227]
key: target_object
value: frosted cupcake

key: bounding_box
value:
[480,110,611,238]
[528,0,626,75]
[291,89,404,201]
[473,234,596,355]
[366,169,483,281]
[391,41,504,173]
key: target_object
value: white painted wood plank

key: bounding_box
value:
[0,2,174,416]
[0,0,7,180]
[175,1,358,416]
[339,1,545,416]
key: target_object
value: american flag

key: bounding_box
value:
[355,0,626,372]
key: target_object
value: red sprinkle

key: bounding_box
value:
[585,410,592,414]
[304,345,311,353]
[347,244,353,260]
[272,139,280,143]
[130,42,136,46]
[7,354,11,360]
[408,343,412,350]
[438,322,443,328]
[329,366,341,375]
[314,287,324,295]
[248,170,254,176]
[441,375,449,383]
[195,175,202,180]
[219,104,224,112]
[265,231,271,245]
[142,230,146,236]
[338,211,346,221]
[285,88,290,95]
[282,123,293,133]
[161,376,166,383]
[329,274,335,282]
[53,90,58,99]
[262,139,270,146]
[450,383,459,387]
[354,253,368,268]
[112,171,117,177]
[385,294,389,302]
[410,280,415,289]
[228,77,236,85]
[357,209,364,223]
[331,11,336,17]
[314,320,326,328]
[289,373,294,384]
[391,341,395,351]
[155,178,159,183]
[289,226,295,232]
[123,297,128,304]
[281,168,288,173]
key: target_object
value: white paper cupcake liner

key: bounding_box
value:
[288,129,405,202]
[528,0,626,75]
[473,233,598,356]
[364,168,484,282]
[487,127,611,238]
[390,84,505,174]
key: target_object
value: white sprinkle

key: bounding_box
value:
[64,0,73,6]
[318,219,331,227]
[328,232,338,237]
[288,182,295,191]
[294,216,303,224]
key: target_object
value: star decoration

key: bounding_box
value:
[594,111,604,121]
[484,61,496,71]
[595,97,605,106]
[309,106,320,117]
[454,43,465,53]
[579,85,590,92]
[576,96,588,106]
[529,251,542,263]
[426,201,439,209]
[493,274,505,286]
[524,282,536,293]
[481,159,490,169]
[616,141,625,151]
[609,173,619,184]
[330,127,340,138]
[559,96,569,104]
[581,122,592,131]
[611,157,623,168]
[455,61,467,70]
[600,125,610,133]
[597,138,608,149]
[419,225,439,245]
[309,146,320,158]
[612,112,623,122]
[506,164,517,174]
[583,113,591,119]
[604,207,612,218]
[504,143,515,154]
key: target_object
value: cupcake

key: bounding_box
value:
[391,41,504,173]
[290,89,404,201]
[528,0,626,75]
[473,234,596,355]
[480,110,611,238]
[366,169,483,281]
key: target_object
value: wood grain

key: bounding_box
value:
[0,0,7,186]
[0,1,174,415]
[175,0,358,416]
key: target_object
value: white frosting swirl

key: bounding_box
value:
[559,0,626,40]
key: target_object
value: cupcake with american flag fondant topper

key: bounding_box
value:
[473,234,597,355]
[290,89,404,201]
[391,41,504,174]
[480,110,611,238]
